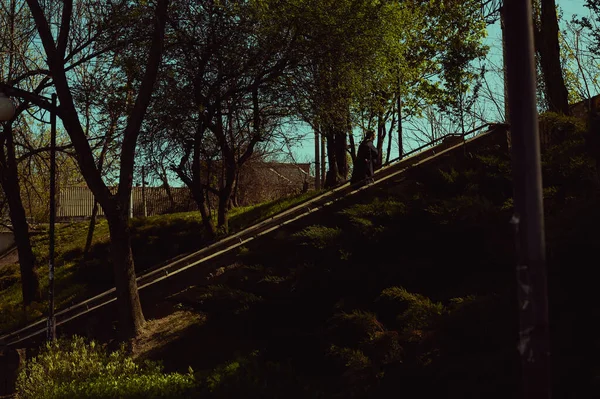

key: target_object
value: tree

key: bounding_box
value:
[0,0,43,306]
[138,0,300,235]
[533,0,570,114]
[348,0,488,163]
[21,0,169,338]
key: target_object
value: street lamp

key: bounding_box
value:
[0,91,58,341]
[0,93,16,121]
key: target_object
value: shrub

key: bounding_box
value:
[197,351,318,398]
[540,112,596,188]
[376,287,444,334]
[425,194,496,224]
[292,225,342,249]
[327,310,385,347]
[326,311,403,395]
[16,336,196,399]
[181,284,263,315]
[339,198,406,230]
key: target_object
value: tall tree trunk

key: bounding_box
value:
[397,93,403,160]
[324,129,337,188]
[314,128,321,191]
[105,207,145,339]
[83,115,113,261]
[193,153,216,238]
[161,177,175,211]
[377,112,385,165]
[501,5,510,123]
[231,168,240,208]
[217,160,236,233]
[82,201,98,260]
[0,123,40,305]
[535,0,570,114]
[334,127,348,181]
[321,134,326,184]
[348,131,356,163]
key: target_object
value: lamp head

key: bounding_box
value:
[0,93,16,122]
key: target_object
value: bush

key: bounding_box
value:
[197,351,319,398]
[540,112,596,188]
[376,287,444,334]
[292,225,342,249]
[16,336,196,399]
[325,311,403,396]
[184,284,263,315]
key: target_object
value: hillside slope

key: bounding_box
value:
[9,113,600,398]
[105,114,598,398]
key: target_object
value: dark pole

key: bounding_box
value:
[47,93,57,341]
[504,1,551,398]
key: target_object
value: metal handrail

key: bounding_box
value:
[384,122,502,167]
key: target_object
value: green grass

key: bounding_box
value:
[0,191,320,335]
[227,190,323,233]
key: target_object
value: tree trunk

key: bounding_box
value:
[188,117,217,239]
[4,180,39,306]
[105,208,145,339]
[161,177,175,212]
[334,127,348,181]
[324,129,338,188]
[217,161,236,233]
[82,200,99,260]
[398,93,403,159]
[320,134,326,184]
[314,129,321,191]
[348,131,356,163]
[386,102,396,164]
[536,0,570,115]
[231,167,240,208]
[377,112,385,165]
[501,6,510,123]
[0,123,40,306]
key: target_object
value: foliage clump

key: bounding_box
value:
[293,225,343,249]
[339,198,406,229]
[326,310,403,394]
[16,336,196,399]
[196,350,318,398]
[376,287,444,334]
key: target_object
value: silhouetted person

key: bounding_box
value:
[351,130,379,185]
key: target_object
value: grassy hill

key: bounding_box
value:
[9,113,600,398]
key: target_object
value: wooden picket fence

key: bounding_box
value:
[57,186,197,219]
